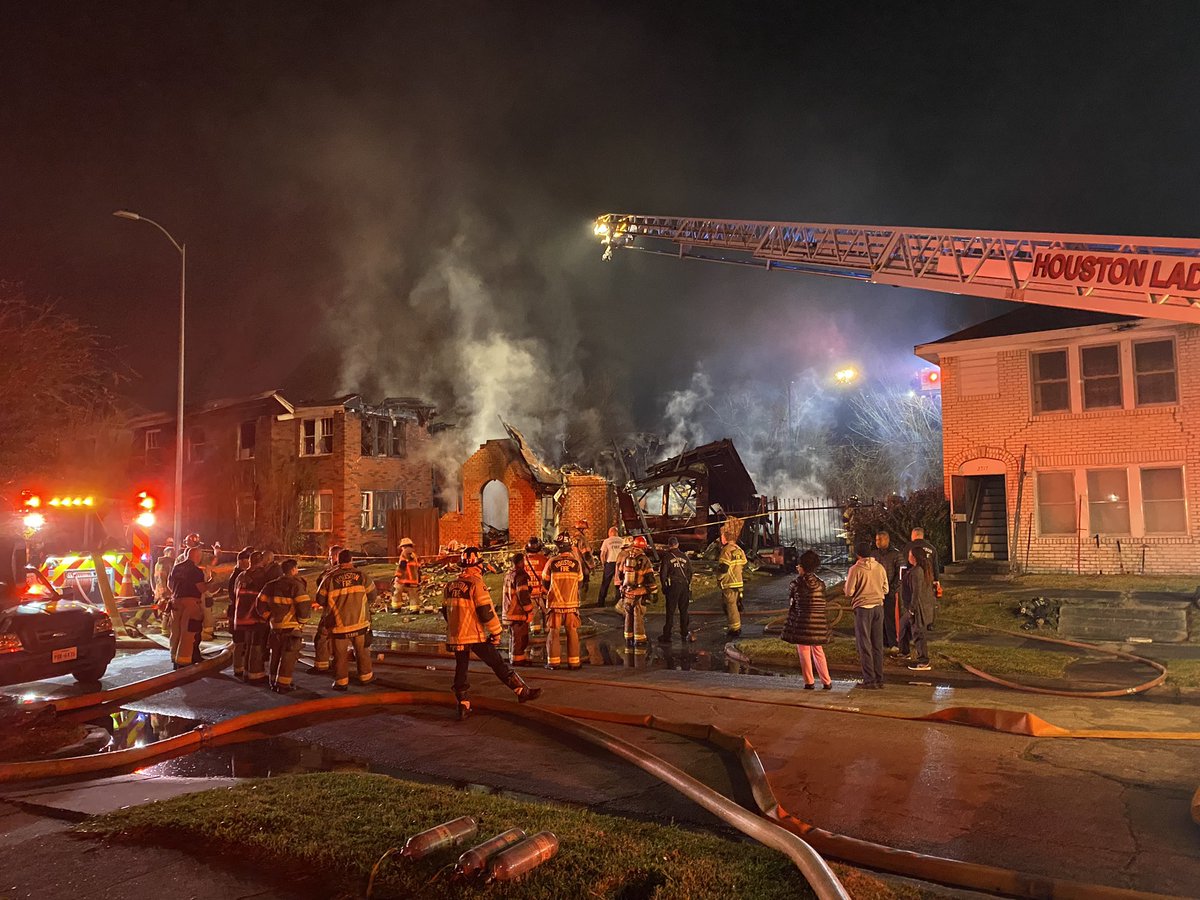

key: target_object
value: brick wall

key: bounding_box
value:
[939,322,1200,574]
[439,439,552,549]
[560,473,618,549]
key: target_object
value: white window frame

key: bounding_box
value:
[1140,465,1189,535]
[301,416,335,456]
[1085,467,1133,537]
[300,489,334,532]
[1030,348,1071,415]
[1078,342,1123,411]
[1132,337,1179,408]
[361,490,404,531]
[187,427,207,463]
[236,421,256,460]
[145,429,162,451]
[1035,470,1078,537]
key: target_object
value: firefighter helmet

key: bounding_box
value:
[460,546,482,569]
[524,536,543,553]
[554,532,572,552]
[632,535,648,550]
[399,537,414,548]
[184,532,202,548]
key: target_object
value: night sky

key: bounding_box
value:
[3,2,1199,447]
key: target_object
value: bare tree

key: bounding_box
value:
[0,285,126,489]
[834,389,943,498]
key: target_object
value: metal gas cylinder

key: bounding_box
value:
[486,831,559,881]
[453,827,527,878]
[399,816,479,859]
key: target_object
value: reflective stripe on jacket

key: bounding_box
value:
[524,553,549,599]
[262,574,312,631]
[717,542,747,590]
[502,568,533,623]
[316,566,376,634]
[233,567,270,627]
[443,570,501,649]
[541,552,583,610]
[618,550,656,598]
[394,548,420,586]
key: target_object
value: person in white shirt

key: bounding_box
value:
[595,527,624,607]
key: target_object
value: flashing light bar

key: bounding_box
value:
[47,496,95,507]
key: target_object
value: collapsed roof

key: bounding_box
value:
[641,438,758,509]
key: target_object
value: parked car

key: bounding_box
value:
[0,556,116,686]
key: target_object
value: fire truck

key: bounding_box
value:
[10,488,158,605]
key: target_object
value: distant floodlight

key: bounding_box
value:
[833,367,858,385]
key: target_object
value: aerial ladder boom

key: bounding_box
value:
[594,213,1200,325]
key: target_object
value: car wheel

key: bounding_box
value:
[71,663,109,683]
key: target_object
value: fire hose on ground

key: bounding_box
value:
[6,655,1198,897]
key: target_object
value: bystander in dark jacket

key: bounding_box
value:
[780,549,832,689]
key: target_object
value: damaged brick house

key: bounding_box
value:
[127,390,437,553]
[917,308,1200,575]
[439,423,617,550]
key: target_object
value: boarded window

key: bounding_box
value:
[1141,467,1187,534]
[956,354,999,398]
[1031,350,1069,414]
[1087,469,1130,534]
[1134,339,1177,405]
[1080,344,1122,410]
[1036,471,1076,535]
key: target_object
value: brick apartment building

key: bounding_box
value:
[917,308,1200,575]
[127,390,437,554]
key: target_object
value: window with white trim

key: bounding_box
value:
[1036,471,1076,535]
[299,490,333,532]
[1133,339,1178,406]
[361,490,404,531]
[1030,350,1069,414]
[145,429,162,450]
[1141,467,1187,534]
[1086,469,1131,535]
[301,417,335,456]
[1080,344,1122,410]
[187,427,207,463]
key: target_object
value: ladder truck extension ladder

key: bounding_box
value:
[594,213,1200,324]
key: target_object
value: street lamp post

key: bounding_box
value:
[114,210,186,553]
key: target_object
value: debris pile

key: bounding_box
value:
[1016,596,1060,631]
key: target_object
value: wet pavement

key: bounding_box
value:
[4,576,1200,896]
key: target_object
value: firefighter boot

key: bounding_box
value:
[505,673,542,703]
[455,690,472,721]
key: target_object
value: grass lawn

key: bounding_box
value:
[78,772,917,900]
[1164,658,1200,688]
[735,636,1079,680]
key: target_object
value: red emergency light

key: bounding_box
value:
[919,368,941,391]
[17,490,42,511]
[136,490,157,511]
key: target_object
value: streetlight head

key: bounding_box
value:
[113,210,141,220]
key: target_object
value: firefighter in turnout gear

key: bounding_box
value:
[166,546,213,668]
[541,533,583,670]
[231,550,271,683]
[315,549,377,690]
[225,549,251,630]
[443,547,542,720]
[391,537,420,612]
[262,558,311,693]
[311,544,341,673]
[618,535,656,644]
[523,536,549,635]
[502,552,535,666]
[718,517,748,637]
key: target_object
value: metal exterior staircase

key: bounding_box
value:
[970,477,1008,561]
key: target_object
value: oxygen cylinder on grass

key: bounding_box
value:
[486,831,559,881]
[454,828,527,878]
[400,816,478,859]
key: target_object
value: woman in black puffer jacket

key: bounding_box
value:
[780,549,832,690]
